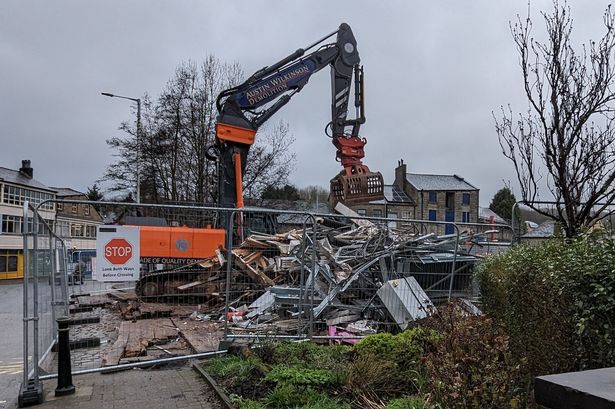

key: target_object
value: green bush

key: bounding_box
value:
[231,397,265,409]
[420,303,529,409]
[206,355,260,383]
[386,397,441,409]
[347,327,440,399]
[478,233,615,374]
[355,327,440,364]
[261,341,351,370]
[265,366,341,387]
[344,353,402,397]
[266,384,327,408]
[297,396,351,409]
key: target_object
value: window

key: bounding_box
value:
[428,210,437,221]
[356,209,366,216]
[55,220,70,237]
[387,212,398,229]
[402,211,411,219]
[373,209,382,218]
[71,223,84,237]
[84,205,90,216]
[445,192,455,209]
[462,211,471,223]
[85,225,97,238]
[7,256,17,271]
[0,250,21,273]
[71,203,78,214]
[1,185,54,210]
[57,202,63,211]
[1,215,22,234]
[462,193,471,205]
[428,191,437,203]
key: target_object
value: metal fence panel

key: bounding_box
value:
[23,199,509,380]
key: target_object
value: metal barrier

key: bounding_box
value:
[22,199,508,382]
[20,201,69,404]
[223,208,473,340]
[511,200,615,243]
[455,221,514,256]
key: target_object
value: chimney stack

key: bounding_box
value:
[394,158,407,190]
[19,160,33,178]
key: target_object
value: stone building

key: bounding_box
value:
[50,187,103,251]
[394,159,479,234]
[348,159,479,234]
[352,185,415,228]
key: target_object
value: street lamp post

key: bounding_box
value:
[101,92,142,204]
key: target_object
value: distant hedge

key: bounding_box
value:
[477,232,615,375]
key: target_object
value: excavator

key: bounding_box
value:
[212,22,383,209]
[135,23,384,298]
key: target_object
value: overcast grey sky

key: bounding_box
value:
[0,1,610,205]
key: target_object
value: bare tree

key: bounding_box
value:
[298,185,329,205]
[102,56,295,204]
[243,121,296,199]
[495,1,615,237]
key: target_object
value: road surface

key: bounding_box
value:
[0,281,25,408]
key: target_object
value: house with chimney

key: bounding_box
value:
[350,159,479,234]
[50,187,103,250]
[0,160,56,279]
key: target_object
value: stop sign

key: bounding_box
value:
[104,238,133,264]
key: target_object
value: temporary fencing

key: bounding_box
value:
[20,201,69,402]
[512,200,615,242]
[21,199,509,385]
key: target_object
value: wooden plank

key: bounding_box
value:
[243,237,272,249]
[177,281,204,291]
[75,295,111,307]
[108,290,138,301]
[215,249,226,265]
[101,321,130,366]
[243,251,262,264]
[172,318,223,353]
[232,251,274,286]
[137,303,173,319]
[197,260,217,269]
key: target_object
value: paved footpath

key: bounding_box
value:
[0,281,27,409]
[6,363,222,409]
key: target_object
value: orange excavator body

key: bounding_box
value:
[138,226,225,263]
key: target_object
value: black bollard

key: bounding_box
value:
[55,316,75,396]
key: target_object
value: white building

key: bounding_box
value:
[0,160,56,279]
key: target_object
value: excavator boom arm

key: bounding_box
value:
[213,23,383,209]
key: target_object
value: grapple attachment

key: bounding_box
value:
[329,170,384,207]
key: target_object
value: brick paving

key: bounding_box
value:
[8,363,222,409]
[45,307,125,372]
[8,293,225,409]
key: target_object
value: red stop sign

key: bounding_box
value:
[104,238,133,264]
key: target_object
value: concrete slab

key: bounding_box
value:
[535,367,615,409]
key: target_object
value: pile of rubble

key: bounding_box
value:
[140,204,485,339]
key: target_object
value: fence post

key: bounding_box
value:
[223,210,235,340]
[19,201,43,407]
[54,316,75,396]
[447,224,460,301]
